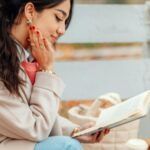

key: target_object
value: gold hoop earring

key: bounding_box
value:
[26,19,32,25]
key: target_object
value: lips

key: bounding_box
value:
[51,35,58,43]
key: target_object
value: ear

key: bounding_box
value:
[24,2,36,21]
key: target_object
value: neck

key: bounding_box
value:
[11,23,29,49]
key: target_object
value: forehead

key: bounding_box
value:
[52,0,71,15]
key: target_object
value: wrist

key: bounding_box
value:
[38,65,53,71]
[38,68,55,75]
[44,66,53,71]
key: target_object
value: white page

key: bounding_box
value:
[96,91,150,126]
[72,91,150,137]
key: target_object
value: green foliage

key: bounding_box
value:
[107,0,127,4]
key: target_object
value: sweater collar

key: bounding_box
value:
[15,41,34,62]
[17,45,30,62]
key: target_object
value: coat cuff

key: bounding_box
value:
[34,72,65,98]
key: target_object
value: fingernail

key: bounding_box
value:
[36,31,39,35]
[29,26,32,30]
[104,129,107,134]
[105,129,110,134]
[107,129,110,134]
[32,26,35,30]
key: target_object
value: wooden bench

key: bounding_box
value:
[56,3,150,138]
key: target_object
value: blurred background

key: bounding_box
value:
[55,0,146,61]
[77,0,145,4]
[56,0,150,139]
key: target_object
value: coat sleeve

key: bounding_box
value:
[0,71,65,142]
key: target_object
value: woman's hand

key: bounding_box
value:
[28,25,55,71]
[73,122,110,143]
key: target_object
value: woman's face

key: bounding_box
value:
[33,0,70,43]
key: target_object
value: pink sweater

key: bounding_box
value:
[21,61,39,85]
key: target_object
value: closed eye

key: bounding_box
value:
[55,15,63,22]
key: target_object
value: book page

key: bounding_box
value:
[96,91,150,126]
[72,114,145,137]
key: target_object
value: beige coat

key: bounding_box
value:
[0,50,77,150]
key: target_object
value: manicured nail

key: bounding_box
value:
[105,129,110,134]
[32,26,35,30]
[29,26,32,30]
[36,31,39,35]
[104,129,107,134]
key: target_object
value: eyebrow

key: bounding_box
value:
[55,9,67,18]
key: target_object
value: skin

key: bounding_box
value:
[10,0,109,143]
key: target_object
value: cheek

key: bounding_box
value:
[34,16,58,37]
[34,22,50,36]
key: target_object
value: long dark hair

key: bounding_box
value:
[0,0,74,97]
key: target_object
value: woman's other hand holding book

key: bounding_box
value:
[71,122,110,143]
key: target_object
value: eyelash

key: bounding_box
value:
[55,15,62,22]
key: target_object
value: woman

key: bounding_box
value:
[0,0,109,150]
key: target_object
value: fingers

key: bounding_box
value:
[77,131,104,144]
[75,128,110,144]
[30,26,40,49]
[105,128,110,134]
[96,130,105,142]
[90,128,110,143]
[76,135,93,143]
[28,26,35,49]
[28,25,55,52]
[27,24,55,70]
[32,27,39,48]
[92,132,100,143]
[43,37,55,53]
[28,25,43,50]
[96,128,110,142]
[36,30,46,50]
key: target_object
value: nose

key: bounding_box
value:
[57,24,66,36]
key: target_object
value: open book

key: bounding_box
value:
[72,91,150,137]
